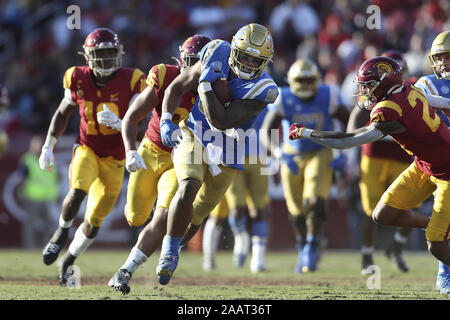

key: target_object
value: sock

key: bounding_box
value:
[68,227,95,257]
[121,247,148,274]
[394,231,408,244]
[295,235,304,252]
[251,235,267,268]
[161,234,183,256]
[306,234,320,246]
[251,221,268,238]
[59,216,74,228]
[361,246,374,255]
[228,215,247,234]
[202,219,222,263]
[228,215,250,256]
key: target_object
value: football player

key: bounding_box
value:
[289,56,450,293]
[156,23,279,285]
[106,34,211,295]
[203,108,271,273]
[414,31,450,294]
[261,59,349,273]
[39,28,146,286]
[347,50,415,275]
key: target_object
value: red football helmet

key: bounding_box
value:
[354,56,403,110]
[80,28,123,77]
[382,49,409,76]
[177,34,211,72]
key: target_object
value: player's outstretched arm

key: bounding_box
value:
[122,86,158,152]
[289,120,405,150]
[39,98,77,170]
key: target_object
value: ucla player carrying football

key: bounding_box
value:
[156,23,279,285]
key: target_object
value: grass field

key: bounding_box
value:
[0,248,448,302]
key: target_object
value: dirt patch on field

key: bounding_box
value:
[0,276,339,287]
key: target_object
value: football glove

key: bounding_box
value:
[160,119,182,148]
[125,150,147,173]
[97,104,121,132]
[199,66,225,84]
[39,146,54,171]
[288,123,305,140]
[280,153,299,175]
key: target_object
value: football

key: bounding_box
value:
[212,78,231,105]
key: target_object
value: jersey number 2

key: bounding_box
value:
[407,88,441,133]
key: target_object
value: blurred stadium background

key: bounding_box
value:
[0,0,447,254]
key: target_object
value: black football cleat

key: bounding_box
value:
[42,227,70,265]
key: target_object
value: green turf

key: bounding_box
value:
[0,249,448,300]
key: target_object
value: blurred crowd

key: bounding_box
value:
[0,0,447,251]
[0,0,448,133]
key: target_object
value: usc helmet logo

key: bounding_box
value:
[373,62,393,78]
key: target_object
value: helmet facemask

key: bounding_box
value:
[430,52,450,80]
[353,78,382,110]
[83,45,123,77]
[229,46,269,80]
[178,50,200,73]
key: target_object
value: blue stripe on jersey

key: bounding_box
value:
[187,40,279,169]
[415,75,450,126]
[275,84,336,153]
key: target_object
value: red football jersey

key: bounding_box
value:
[361,139,412,163]
[370,81,450,180]
[63,66,146,160]
[144,64,196,152]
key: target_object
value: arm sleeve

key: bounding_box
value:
[308,123,385,149]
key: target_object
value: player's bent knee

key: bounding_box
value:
[305,197,326,221]
[427,241,447,261]
[178,179,201,203]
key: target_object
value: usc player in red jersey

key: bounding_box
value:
[107,34,211,295]
[289,56,450,290]
[347,51,415,275]
[39,28,146,286]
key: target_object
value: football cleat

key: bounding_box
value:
[109,269,132,295]
[301,243,318,273]
[156,254,179,285]
[43,243,63,266]
[436,263,450,295]
[233,253,247,268]
[361,254,375,275]
[58,252,77,287]
[385,242,409,272]
[42,227,69,265]
[250,264,267,274]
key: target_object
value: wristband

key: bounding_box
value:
[198,81,212,94]
[160,112,173,122]
[299,128,312,138]
[43,135,57,149]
